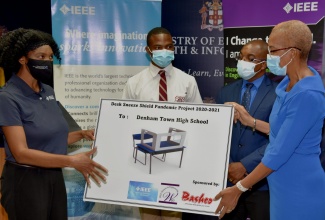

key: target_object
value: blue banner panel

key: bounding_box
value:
[52,0,161,66]
[51,0,162,219]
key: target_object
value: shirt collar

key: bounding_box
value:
[149,62,173,78]
[9,74,45,96]
[242,74,265,90]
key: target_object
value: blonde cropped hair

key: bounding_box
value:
[272,20,312,60]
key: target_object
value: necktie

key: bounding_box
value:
[241,83,254,112]
[240,83,253,131]
[158,70,168,101]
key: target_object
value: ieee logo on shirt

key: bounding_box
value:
[127,181,158,202]
[46,95,55,101]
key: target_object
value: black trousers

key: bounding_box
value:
[1,161,67,220]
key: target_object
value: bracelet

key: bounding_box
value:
[252,118,256,132]
[236,181,249,192]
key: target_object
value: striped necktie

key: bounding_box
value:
[158,70,168,101]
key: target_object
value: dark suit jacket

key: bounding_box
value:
[217,75,278,191]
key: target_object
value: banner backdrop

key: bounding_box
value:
[222,0,325,182]
[51,0,161,218]
[162,0,224,103]
[223,0,325,85]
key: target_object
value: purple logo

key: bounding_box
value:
[158,183,180,205]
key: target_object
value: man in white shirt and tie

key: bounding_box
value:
[122,27,202,220]
[122,27,202,104]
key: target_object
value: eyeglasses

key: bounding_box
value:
[235,56,265,63]
[268,47,301,53]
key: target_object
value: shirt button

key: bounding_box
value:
[39,97,42,100]
[238,144,243,148]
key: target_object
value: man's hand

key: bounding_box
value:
[228,162,246,184]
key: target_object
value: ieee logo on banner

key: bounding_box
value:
[283,2,318,14]
[127,181,158,202]
[60,4,95,15]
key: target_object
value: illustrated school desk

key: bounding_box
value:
[135,142,185,174]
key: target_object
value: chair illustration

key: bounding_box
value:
[139,127,186,152]
[132,133,165,165]
[134,127,187,174]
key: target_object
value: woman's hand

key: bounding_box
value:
[225,102,254,127]
[214,186,242,219]
[225,102,270,135]
[68,129,95,145]
[71,147,108,186]
[225,102,241,123]
[81,129,95,141]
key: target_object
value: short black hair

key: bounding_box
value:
[0,28,61,80]
[146,27,171,46]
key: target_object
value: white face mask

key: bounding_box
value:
[267,48,293,76]
[237,60,265,80]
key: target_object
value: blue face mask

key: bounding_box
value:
[267,48,293,76]
[149,49,175,68]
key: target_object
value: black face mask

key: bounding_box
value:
[26,58,53,86]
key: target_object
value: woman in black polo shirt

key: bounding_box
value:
[0,28,108,220]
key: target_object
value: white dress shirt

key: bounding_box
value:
[122,63,202,103]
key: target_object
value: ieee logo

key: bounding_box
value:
[127,181,158,202]
[60,4,95,15]
[175,96,185,102]
[46,95,55,101]
[136,186,151,193]
[283,2,318,14]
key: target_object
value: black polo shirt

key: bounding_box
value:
[0,74,69,162]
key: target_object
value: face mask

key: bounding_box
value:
[267,48,293,76]
[149,49,175,68]
[27,58,53,84]
[237,60,264,80]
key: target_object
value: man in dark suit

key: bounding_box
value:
[216,40,278,220]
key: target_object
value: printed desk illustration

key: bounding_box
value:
[84,99,234,216]
[134,127,186,174]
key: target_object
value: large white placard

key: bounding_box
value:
[84,99,233,216]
